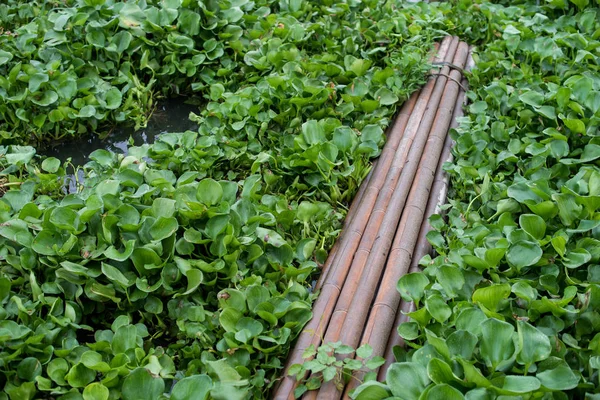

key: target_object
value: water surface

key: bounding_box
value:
[44,98,200,166]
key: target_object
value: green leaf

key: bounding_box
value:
[31,90,58,106]
[150,216,179,241]
[302,120,326,145]
[105,88,123,110]
[41,157,61,173]
[516,320,551,368]
[424,384,465,400]
[520,91,544,108]
[29,73,49,92]
[425,294,451,323]
[480,318,515,370]
[386,362,430,399]
[519,214,546,240]
[536,357,579,390]
[0,50,13,66]
[122,368,165,400]
[506,241,543,270]
[66,364,96,388]
[197,179,223,205]
[397,273,430,306]
[83,383,110,400]
[171,375,212,400]
[472,284,510,313]
[501,375,541,394]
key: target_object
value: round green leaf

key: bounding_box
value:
[122,368,165,400]
[41,157,61,173]
[506,240,543,270]
[171,375,212,400]
[83,383,109,400]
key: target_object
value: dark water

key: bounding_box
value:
[43,98,200,166]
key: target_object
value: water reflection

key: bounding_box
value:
[43,98,200,166]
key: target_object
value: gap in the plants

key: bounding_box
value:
[42,98,201,166]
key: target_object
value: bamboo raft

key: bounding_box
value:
[273,37,475,400]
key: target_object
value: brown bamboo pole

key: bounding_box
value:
[316,35,456,349]
[315,162,376,292]
[336,42,470,399]
[273,68,423,400]
[377,47,474,379]
[272,39,449,400]
[320,36,457,340]
[313,37,461,400]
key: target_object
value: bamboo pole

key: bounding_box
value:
[272,39,449,400]
[377,47,474,380]
[314,162,375,292]
[319,36,457,341]
[337,42,470,399]
[313,37,461,400]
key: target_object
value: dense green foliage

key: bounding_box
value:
[0,0,470,399]
[353,0,600,399]
[0,0,437,145]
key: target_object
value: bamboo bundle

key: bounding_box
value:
[322,42,470,399]
[377,46,474,380]
[273,93,418,400]
[316,36,457,345]
[312,39,464,400]
[272,39,450,400]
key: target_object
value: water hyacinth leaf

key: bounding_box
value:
[472,284,510,313]
[500,376,541,393]
[104,240,136,262]
[350,381,391,400]
[536,357,579,390]
[197,179,223,205]
[121,368,165,400]
[83,383,110,400]
[17,358,42,381]
[447,330,478,360]
[516,320,551,368]
[480,318,515,370]
[0,49,13,65]
[562,248,591,269]
[397,273,430,306]
[41,157,61,173]
[519,214,546,240]
[506,241,543,270]
[302,120,326,145]
[150,217,179,241]
[31,90,59,106]
[101,262,134,288]
[29,73,49,93]
[0,219,33,247]
[66,364,96,388]
[427,358,456,385]
[424,384,465,400]
[386,362,430,399]
[105,88,123,110]
[425,294,452,323]
[171,375,212,400]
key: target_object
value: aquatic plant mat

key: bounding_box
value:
[275,36,474,399]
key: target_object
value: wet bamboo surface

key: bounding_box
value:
[274,38,474,400]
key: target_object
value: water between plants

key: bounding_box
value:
[42,98,200,166]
